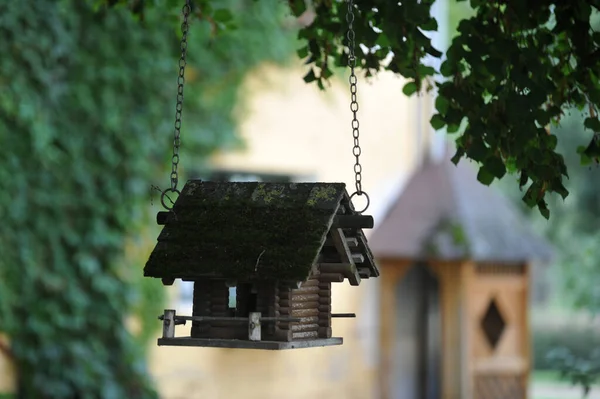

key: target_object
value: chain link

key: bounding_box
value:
[170,0,191,192]
[346,0,368,209]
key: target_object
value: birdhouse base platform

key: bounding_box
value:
[157,337,343,350]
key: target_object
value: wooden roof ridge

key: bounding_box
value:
[144,180,379,283]
[370,160,554,263]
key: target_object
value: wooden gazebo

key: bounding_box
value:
[370,160,553,399]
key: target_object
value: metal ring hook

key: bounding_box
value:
[161,188,181,211]
[349,191,370,214]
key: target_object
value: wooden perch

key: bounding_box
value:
[332,215,374,229]
[157,211,175,225]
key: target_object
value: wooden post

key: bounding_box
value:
[162,309,176,339]
[248,312,261,341]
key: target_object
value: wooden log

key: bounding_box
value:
[320,263,352,274]
[157,211,174,225]
[352,254,365,264]
[292,285,320,295]
[298,279,320,288]
[292,294,319,303]
[292,330,319,340]
[318,318,332,327]
[318,305,332,313]
[291,308,319,318]
[273,328,292,342]
[279,306,291,315]
[332,214,374,229]
[319,273,344,283]
[278,288,292,300]
[291,301,320,310]
[318,327,332,338]
[291,323,320,332]
[279,297,320,307]
[297,315,320,324]
[161,277,175,286]
[318,297,331,305]
[318,281,331,290]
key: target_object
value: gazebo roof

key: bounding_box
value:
[370,159,553,263]
[144,181,378,282]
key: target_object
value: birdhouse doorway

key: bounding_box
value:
[392,263,442,399]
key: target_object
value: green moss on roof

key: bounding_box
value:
[144,181,347,281]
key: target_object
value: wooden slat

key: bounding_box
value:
[292,330,319,340]
[292,285,320,295]
[328,228,361,286]
[291,323,320,332]
[291,301,320,310]
[352,254,365,264]
[324,237,359,248]
[291,308,319,318]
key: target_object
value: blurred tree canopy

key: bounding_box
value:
[108,0,600,218]
[0,0,294,398]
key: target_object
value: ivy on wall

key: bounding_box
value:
[0,0,295,397]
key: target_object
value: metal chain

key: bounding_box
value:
[346,0,369,213]
[170,0,191,193]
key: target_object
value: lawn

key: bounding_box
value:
[531,370,600,399]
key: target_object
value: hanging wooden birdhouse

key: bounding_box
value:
[144,181,379,349]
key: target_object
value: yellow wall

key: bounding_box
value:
[148,62,433,399]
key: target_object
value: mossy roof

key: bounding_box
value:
[144,181,348,281]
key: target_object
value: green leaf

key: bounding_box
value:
[484,156,506,179]
[477,166,495,185]
[519,170,529,187]
[435,95,449,115]
[296,46,309,59]
[538,201,550,220]
[451,147,465,165]
[402,81,418,96]
[584,117,600,132]
[440,61,453,77]
[430,114,446,130]
[303,68,316,83]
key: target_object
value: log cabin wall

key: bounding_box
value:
[318,279,332,338]
[289,277,321,341]
[463,262,530,399]
[191,280,211,338]
[274,283,293,342]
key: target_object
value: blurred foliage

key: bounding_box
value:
[528,114,600,396]
[533,317,600,397]
[108,0,600,217]
[0,0,294,398]
[547,347,600,398]
[533,318,600,371]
